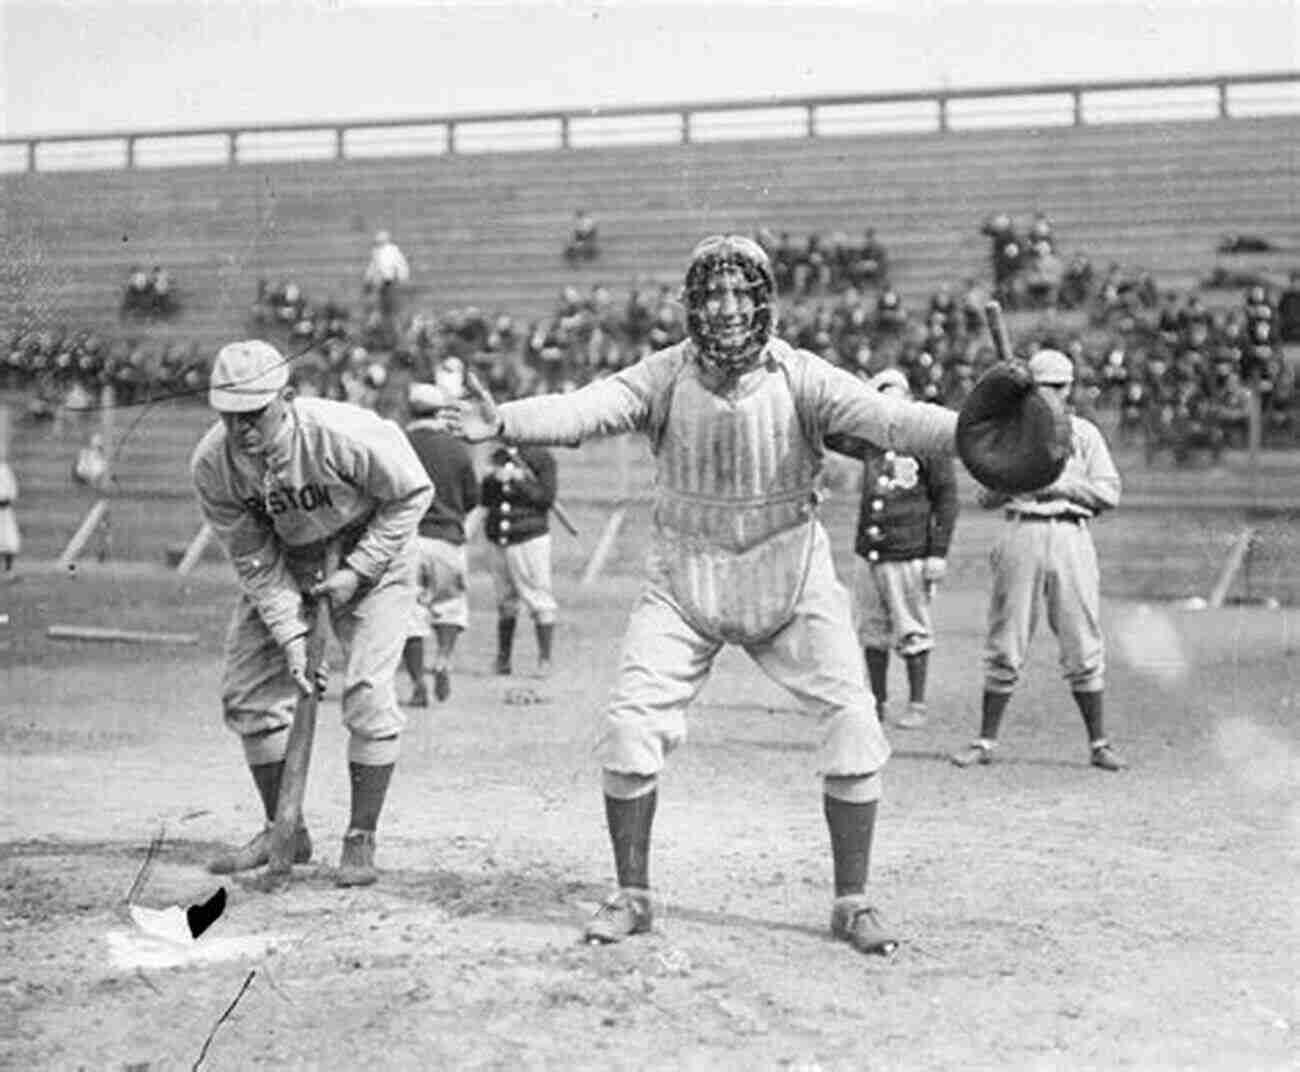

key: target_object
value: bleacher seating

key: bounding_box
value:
[3,115,1298,350]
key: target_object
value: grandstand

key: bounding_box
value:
[2,74,1298,596]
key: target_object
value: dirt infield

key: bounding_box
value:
[1,565,1296,1070]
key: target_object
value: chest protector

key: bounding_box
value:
[648,345,823,645]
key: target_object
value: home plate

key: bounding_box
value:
[106,926,287,971]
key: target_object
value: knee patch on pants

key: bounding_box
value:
[348,733,400,766]
[241,726,289,766]
[822,771,882,804]
[602,770,658,800]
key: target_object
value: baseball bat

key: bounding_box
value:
[984,300,1015,364]
[503,447,580,538]
[264,551,336,881]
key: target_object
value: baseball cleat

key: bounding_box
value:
[583,888,652,944]
[408,683,430,708]
[830,896,898,956]
[335,830,378,887]
[536,658,553,679]
[208,825,312,875]
[950,740,996,768]
[433,668,451,702]
[1090,742,1125,771]
[893,702,929,730]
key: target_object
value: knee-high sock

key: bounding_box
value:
[1072,690,1106,743]
[535,622,554,663]
[604,791,657,890]
[823,797,878,898]
[496,616,517,666]
[402,637,424,686]
[432,625,460,666]
[348,763,395,833]
[864,648,889,706]
[980,690,1012,741]
[904,650,929,704]
[250,761,285,822]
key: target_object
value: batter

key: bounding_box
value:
[192,340,432,886]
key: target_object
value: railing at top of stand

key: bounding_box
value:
[1,71,1297,173]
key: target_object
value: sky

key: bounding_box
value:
[1,0,1297,138]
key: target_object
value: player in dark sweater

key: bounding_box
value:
[404,384,481,704]
[827,368,959,729]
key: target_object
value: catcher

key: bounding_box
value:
[192,340,432,887]
[432,236,1066,954]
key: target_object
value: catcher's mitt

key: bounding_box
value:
[956,362,1072,493]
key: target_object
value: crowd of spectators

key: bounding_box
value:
[753,227,891,297]
[6,216,1298,467]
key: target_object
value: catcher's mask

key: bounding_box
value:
[684,235,775,375]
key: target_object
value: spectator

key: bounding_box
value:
[120,266,153,320]
[1208,368,1252,448]
[564,210,600,264]
[149,266,178,318]
[981,213,1024,308]
[771,232,799,296]
[846,228,890,291]
[363,230,411,325]
[793,233,833,296]
[0,422,18,577]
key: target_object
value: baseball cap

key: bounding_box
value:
[208,340,289,412]
[1028,348,1074,386]
[868,368,910,394]
[408,382,447,415]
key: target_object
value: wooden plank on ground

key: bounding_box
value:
[47,624,200,646]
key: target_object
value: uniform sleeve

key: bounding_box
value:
[191,445,307,648]
[924,455,960,557]
[498,348,678,445]
[330,420,434,582]
[1042,420,1121,513]
[801,356,958,459]
[1077,422,1122,512]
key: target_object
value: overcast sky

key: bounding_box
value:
[1,0,1297,137]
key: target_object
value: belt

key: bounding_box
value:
[1005,511,1085,524]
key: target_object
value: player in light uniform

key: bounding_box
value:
[436,236,964,954]
[950,348,1124,772]
[192,340,433,886]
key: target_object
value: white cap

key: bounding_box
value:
[408,382,447,414]
[1028,348,1074,386]
[209,340,288,412]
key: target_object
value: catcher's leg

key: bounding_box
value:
[850,557,891,719]
[210,597,312,874]
[586,588,719,944]
[745,541,895,954]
